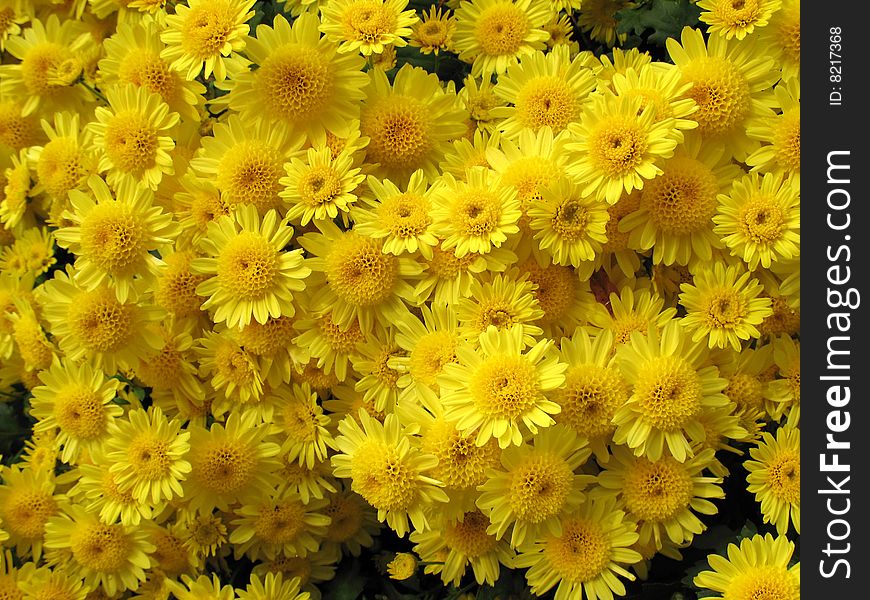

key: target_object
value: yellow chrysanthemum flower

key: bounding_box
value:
[513,497,642,600]
[477,425,594,548]
[103,406,191,506]
[160,0,256,82]
[587,285,677,347]
[745,424,800,534]
[8,297,55,372]
[167,574,235,600]
[270,383,335,468]
[299,221,422,332]
[54,175,179,302]
[453,0,550,77]
[666,26,780,159]
[29,358,123,464]
[431,167,521,257]
[455,272,544,345]
[26,111,96,202]
[746,78,800,185]
[16,562,88,600]
[567,92,681,205]
[66,458,154,527]
[280,145,364,226]
[196,329,265,411]
[519,259,596,340]
[236,572,310,600]
[190,115,305,214]
[766,333,800,420]
[0,464,60,561]
[679,262,773,351]
[439,324,566,448]
[43,504,155,596]
[292,310,365,383]
[0,15,89,116]
[613,320,730,462]
[359,64,467,183]
[597,445,724,549]
[410,6,456,55]
[694,533,800,600]
[354,170,440,259]
[492,46,597,139]
[352,327,406,413]
[183,410,282,512]
[331,410,449,537]
[221,13,368,145]
[319,0,419,56]
[230,493,330,561]
[411,510,514,586]
[698,0,782,40]
[88,84,179,190]
[414,244,516,305]
[0,150,33,230]
[0,227,57,280]
[192,204,309,328]
[577,0,635,46]
[759,0,799,82]
[713,171,800,270]
[99,19,205,120]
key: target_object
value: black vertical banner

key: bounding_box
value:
[804,1,869,595]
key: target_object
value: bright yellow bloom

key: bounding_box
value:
[320,0,418,56]
[161,0,256,82]
[439,324,566,448]
[745,425,800,535]
[192,204,309,328]
[698,0,782,40]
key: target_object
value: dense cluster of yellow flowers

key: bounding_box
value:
[0,0,800,598]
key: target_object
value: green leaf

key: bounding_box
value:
[322,557,366,600]
[615,0,702,46]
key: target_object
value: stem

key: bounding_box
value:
[79,81,108,104]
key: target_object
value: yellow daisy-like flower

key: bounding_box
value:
[190,115,304,214]
[99,19,205,120]
[666,26,780,159]
[192,204,309,328]
[352,327,406,413]
[513,496,642,600]
[477,425,594,548]
[0,0,29,51]
[354,170,440,259]
[618,133,743,266]
[713,171,800,270]
[104,406,191,506]
[597,445,724,549]
[359,64,467,183]
[588,285,677,347]
[431,167,521,257]
[459,74,506,132]
[239,314,301,387]
[767,333,800,420]
[759,0,799,82]
[554,327,629,459]
[136,320,205,416]
[38,267,165,373]
[88,84,179,190]
[26,111,96,202]
[331,410,449,537]
[746,79,800,184]
[230,493,330,561]
[0,15,89,116]
[410,6,456,55]
[568,92,681,205]
[492,46,597,138]
[577,0,635,46]
[320,485,380,559]
[271,383,335,468]
[299,221,421,332]
[528,178,610,268]
[16,562,88,600]
[453,0,551,77]
[236,572,309,600]
[679,262,773,351]
[745,424,800,534]
[613,320,730,461]
[196,329,264,410]
[608,64,699,135]
[222,13,368,145]
[456,272,544,345]
[183,410,282,512]
[694,533,800,600]
[439,324,566,448]
[160,0,256,82]
[698,0,782,40]
[411,510,515,586]
[414,243,516,305]
[392,304,461,403]
[66,458,153,527]
[0,150,33,231]
[519,258,596,340]
[167,574,235,600]
[0,227,57,280]
[8,297,55,372]
[319,0,419,56]
[0,464,60,561]
[43,504,155,596]
[29,358,123,464]
[280,145,364,226]
[54,175,179,303]
[292,310,365,383]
